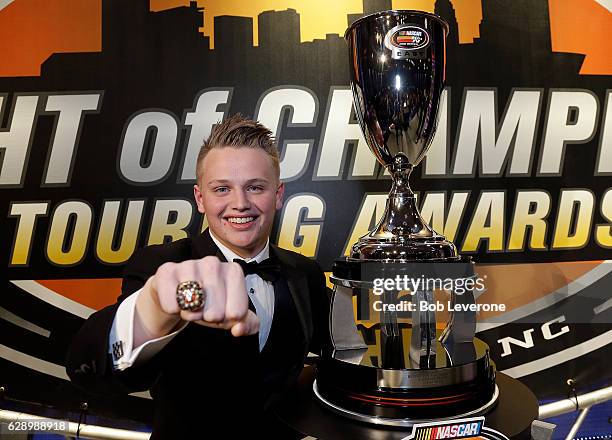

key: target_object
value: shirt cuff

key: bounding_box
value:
[109,288,188,371]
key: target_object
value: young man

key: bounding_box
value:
[66,115,330,438]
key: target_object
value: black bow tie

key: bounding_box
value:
[233,258,281,283]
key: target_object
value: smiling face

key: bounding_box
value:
[194,146,284,258]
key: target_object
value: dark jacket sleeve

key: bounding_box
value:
[64,244,183,395]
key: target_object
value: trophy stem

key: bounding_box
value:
[377,159,436,238]
[349,160,458,261]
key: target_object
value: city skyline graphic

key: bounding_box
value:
[0,0,611,76]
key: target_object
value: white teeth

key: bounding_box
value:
[228,217,254,224]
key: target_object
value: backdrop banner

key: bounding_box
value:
[1,0,611,424]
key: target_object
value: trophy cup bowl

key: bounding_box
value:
[314,10,498,426]
[346,9,456,262]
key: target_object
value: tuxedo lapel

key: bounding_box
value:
[270,245,313,347]
[190,229,227,261]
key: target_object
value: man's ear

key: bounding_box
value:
[275,181,285,210]
[194,184,205,214]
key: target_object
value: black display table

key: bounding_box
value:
[274,367,538,439]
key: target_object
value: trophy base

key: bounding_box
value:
[274,367,538,438]
[313,381,499,428]
[315,332,497,423]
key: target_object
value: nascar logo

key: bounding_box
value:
[385,25,429,51]
[385,25,430,52]
[402,417,507,440]
[395,31,424,45]
[412,422,481,440]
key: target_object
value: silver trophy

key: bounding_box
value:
[315,10,498,426]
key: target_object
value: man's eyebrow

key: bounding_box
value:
[246,178,270,184]
[207,179,230,187]
[206,178,270,187]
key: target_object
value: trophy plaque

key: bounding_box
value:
[314,10,498,426]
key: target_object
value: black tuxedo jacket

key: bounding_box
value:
[65,230,330,438]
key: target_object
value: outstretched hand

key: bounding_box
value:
[135,256,259,347]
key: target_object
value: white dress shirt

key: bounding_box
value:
[109,233,275,371]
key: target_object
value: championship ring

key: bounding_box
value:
[176,280,204,311]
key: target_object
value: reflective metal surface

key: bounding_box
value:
[329,284,368,351]
[410,288,437,366]
[377,362,478,389]
[313,381,500,428]
[346,10,455,261]
[329,328,491,372]
[315,11,497,426]
[329,260,480,370]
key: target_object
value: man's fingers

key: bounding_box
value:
[231,311,260,337]
[152,257,258,339]
[230,322,247,337]
[153,262,181,315]
[224,262,248,321]
[192,311,259,337]
[199,257,226,323]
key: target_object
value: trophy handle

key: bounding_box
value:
[439,267,478,364]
